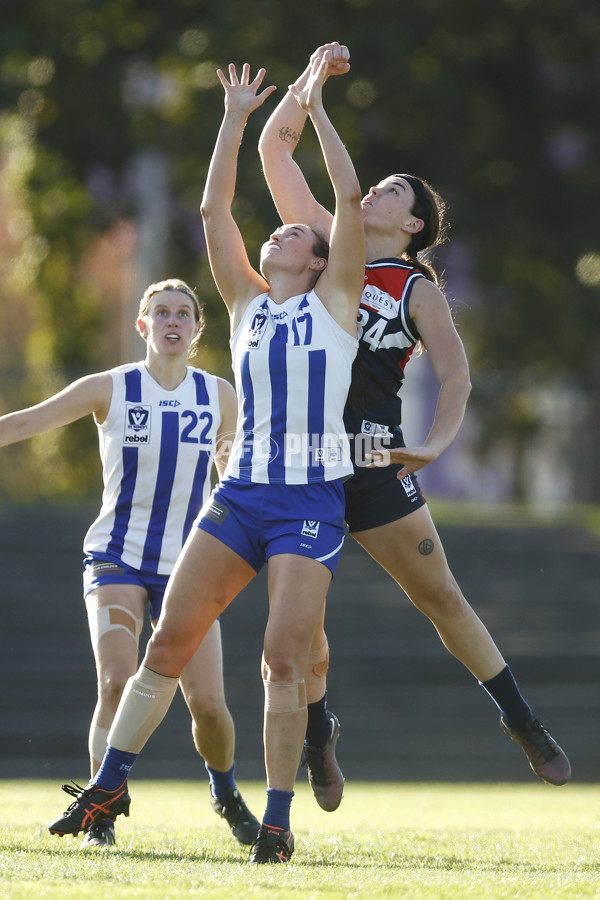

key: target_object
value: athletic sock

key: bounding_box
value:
[305,692,330,748]
[262,787,294,832]
[205,761,236,801]
[479,664,533,730]
[94,746,138,791]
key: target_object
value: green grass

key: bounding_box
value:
[1,781,599,898]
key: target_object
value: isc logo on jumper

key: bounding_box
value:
[301,520,320,539]
[124,404,151,444]
[245,309,268,349]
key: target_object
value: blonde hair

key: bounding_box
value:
[137,279,205,355]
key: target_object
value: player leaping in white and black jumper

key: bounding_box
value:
[258,42,571,791]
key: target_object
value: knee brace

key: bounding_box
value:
[263,679,307,714]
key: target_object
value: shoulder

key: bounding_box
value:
[187,366,230,393]
[366,259,424,291]
[230,292,269,337]
[79,370,114,397]
[112,361,141,371]
[108,362,142,379]
[216,376,237,405]
[409,278,449,319]
[367,258,418,273]
[71,371,114,423]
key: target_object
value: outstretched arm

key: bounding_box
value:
[293,54,364,335]
[200,64,277,330]
[0,372,113,448]
[258,43,350,236]
[367,280,472,478]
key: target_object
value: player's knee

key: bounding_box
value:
[414,577,465,620]
[262,648,301,682]
[187,689,224,729]
[146,627,193,675]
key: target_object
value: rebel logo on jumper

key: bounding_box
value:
[124,404,151,444]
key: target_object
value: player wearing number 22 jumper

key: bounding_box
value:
[0,279,259,847]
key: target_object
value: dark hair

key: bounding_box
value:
[394,174,448,285]
[310,228,329,262]
[306,228,330,288]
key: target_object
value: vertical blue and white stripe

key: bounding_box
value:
[226,290,358,485]
[84,363,220,575]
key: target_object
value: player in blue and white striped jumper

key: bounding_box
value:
[0,279,259,846]
[47,53,365,865]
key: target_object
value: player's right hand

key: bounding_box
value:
[310,42,350,77]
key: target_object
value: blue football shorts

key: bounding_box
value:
[196,478,347,576]
[83,554,168,621]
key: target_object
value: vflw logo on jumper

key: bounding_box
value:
[124,404,151,444]
[245,309,268,349]
[301,520,320,539]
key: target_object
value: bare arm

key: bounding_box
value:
[213,377,238,479]
[368,280,472,479]
[200,64,277,330]
[0,372,113,448]
[292,54,364,334]
[258,43,350,236]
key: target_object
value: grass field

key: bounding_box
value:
[0,780,598,899]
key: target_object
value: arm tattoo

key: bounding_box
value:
[278,125,301,144]
[418,538,434,556]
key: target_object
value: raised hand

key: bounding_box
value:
[309,42,350,78]
[216,63,276,117]
[289,53,329,114]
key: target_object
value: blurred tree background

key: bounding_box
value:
[1,0,599,502]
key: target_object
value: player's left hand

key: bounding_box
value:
[290,53,329,112]
[366,445,439,480]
